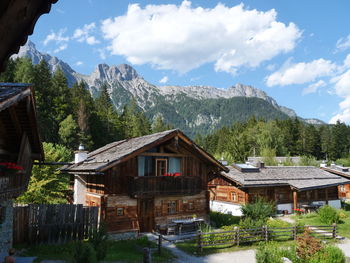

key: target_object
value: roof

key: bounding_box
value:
[0,0,58,72]
[0,83,32,111]
[321,166,350,179]
[62,129,228,174]
[221,166,350,191]
[0,83,43,159]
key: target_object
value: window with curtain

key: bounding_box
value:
[168,157,181,174]
[138,156,153,176]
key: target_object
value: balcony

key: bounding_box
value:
[128,176,202,197]
[0,173,29,200]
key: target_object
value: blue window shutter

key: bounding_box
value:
[138,156,145,176]
[169,157,181,173]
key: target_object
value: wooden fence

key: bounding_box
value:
[196,224,337,252]
[13,204,99,245]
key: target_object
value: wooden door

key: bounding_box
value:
[138,198,154,232]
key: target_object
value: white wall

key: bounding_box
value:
[210,200,243,216]
[277,203,293,214]
[74,175,87,205]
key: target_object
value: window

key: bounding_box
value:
[167,201,177,214]
[231,192,237,202]
[156,159,168,176]
[169,157,181,173]
[116,207,124,216]
[188,202,194,210]
[340,185,345,192]
[138,156,153,176]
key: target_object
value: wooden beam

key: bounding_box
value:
[140,152,188,157]
[9,106,22,137]
[293,191,298,211]
[325,188,329,205]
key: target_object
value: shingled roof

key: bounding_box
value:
[221,166,350,191]
[62,129,228,174]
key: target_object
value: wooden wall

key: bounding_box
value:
[209,185,246,205]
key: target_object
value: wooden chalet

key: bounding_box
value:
[209,163,350,215]
[62,129,227,235]
[0,83,43,253]
[321,165,350,200]
[0,83,43,200]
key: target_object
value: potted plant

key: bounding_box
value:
[0,162,24,176]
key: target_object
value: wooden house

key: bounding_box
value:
[321,165,350,200]
[0,83,43,200]
[0,83,43,252]
[62,129,227,236]
[209,163,350,215]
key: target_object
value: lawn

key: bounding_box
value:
[295,210,350,239]
[19,236,175,263]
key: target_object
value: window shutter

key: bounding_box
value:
[138,156,145,176]
[177,200,183,213]
[161,200,168,215]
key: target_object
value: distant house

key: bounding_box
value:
[0,83,43,252]
[62,129,227,236]
[209,163,350,216]
[321,165,350,200]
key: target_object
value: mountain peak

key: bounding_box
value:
[116,64,139,81]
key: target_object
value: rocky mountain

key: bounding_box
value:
[13,41,324,136]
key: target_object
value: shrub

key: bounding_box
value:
[309,246,345,263]
[299,155,318,166]
[89,224,108,261]
[209,211,240,228]
[241,197,275,222]
[318,205,340,224]
[70,241,97,263]
[267,218,292,228]
[338,210,347,220]
[256,242,299,263]
[239,217,265,230]
[296,228,323,261]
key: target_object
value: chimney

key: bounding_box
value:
[75,144,88,163]
[320,160,327,168]
[220,156,228,166]
[258,161,265,169]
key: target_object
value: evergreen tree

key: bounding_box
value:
[151,115,172,133]
[59,114,79,150]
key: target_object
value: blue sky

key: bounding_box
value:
[28,0,350,124]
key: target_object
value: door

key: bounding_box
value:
[138,198,154,232]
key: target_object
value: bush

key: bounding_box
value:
[89,224,108,261]
[318,205,340,224]
[256,242,299,263]
[209,211,240,228]
[266,218,292,228]
[239,217,265,230]
[70,241,97,263]
[296,229,323,261]
[309,246,345,263]
[241,197,275,221]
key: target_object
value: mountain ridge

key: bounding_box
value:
[13,41,324,136]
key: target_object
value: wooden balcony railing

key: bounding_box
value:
[128,176,202,197]
[0,173,29,200]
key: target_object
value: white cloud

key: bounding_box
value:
[101,1,301,74]
[75,61,83,66]
[159,76,169,84]
[329,69,350,123]
[53,44,68,53]
[97,48,107,60]
[302,80,326,95]
[73,23,100,45]
[43,28,69,46]
[266,59,336,87]
[336,34,350,52]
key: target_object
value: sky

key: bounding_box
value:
[28,0,350,124]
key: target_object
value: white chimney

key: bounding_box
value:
[320,160,327,168]
[75,144,88,163]
[73,144,88,205]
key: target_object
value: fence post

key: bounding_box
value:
[332,223,337,239]
[158,234,162,255]
[197,230,202,253]
[236,227,240,246]
[143,247,152,263]
[264,225,268,242]
[292,226,297,240]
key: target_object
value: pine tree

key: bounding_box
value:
[59,114,79,150]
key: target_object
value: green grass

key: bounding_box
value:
[296,210,350,239]
[19,237,175,263]
[176,239,296,256]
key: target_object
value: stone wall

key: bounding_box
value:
[0,200,13,253]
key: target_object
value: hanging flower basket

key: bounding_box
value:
[0,162,24,176]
